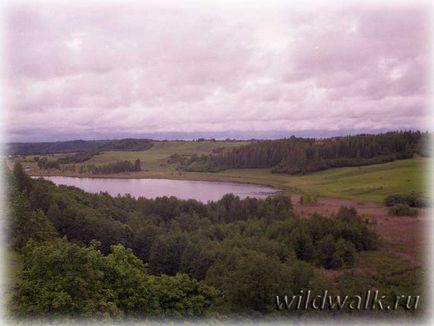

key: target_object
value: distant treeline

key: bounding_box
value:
[36,156,142,174]
[36,157,60,170]
[58,151,100,164]
[8,138,154,155]
[87,159,141,174]
[180,131,428,174]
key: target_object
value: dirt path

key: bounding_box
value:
[292,195,430,268]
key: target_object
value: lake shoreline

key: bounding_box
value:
[25,157,426,204]
[35,174,281,202]
[29,170,282,192]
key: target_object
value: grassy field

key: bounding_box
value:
[14,140,428,203]
[201,157,428,202]
[86,140,248,171]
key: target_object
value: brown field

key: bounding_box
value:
[293,196,429,269]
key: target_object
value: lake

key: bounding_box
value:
[36,176,278,202]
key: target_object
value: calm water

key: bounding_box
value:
[36,176,278,202]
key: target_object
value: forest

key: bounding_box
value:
[8,138,154,155]
[36,158,142,174]
[86,159,142,174]
[8,162,383,319]
[179,131,427,174]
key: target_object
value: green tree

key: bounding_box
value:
[291,227,314,261]
[149,233,188,275]
[13,162,33,195]
[12,239,219,318]
[333,239,356,267]
[12,238,121,318]
[316,234,339,269]
[206,249,295,313]
[134,159,141,171]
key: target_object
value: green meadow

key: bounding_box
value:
[203,157,428,202]
[86,140,248,171]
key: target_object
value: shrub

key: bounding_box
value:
[383,192,428,208]
[388,204,418,217]
[334,239,356,267]
[299,194,318,205]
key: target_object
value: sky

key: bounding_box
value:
[2,0,432,142]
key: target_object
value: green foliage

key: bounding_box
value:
[145,273,219,317]
[13,162,33,195]
[182,131,426,174]
[291,227,314,261]
[8,166,380,317]
[8,172,57,249]
[8,138,154,155]
[388,204,418,217]
[149,233,188,275]
[383,192,428,208]
[206,249,296,313]
[37,157,60,170]
[316,235,340,269]
[134,158,142,171]
[12,238,121,318]
[12,239,219,318]
[334,239,356,267]
[87,160,138,174]
[299,194,318,205]
[58,151,99,164]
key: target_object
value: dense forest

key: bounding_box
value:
[8,163,383,319]
[57,151,101,164]
[35,157,142,174]
[177,131,427,174]
[8,138,154,155]
[87,159,142,174]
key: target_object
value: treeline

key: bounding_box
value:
[58,151,100,164]
[8,138,154,155]
[87,159,141,174]
[36,157,60,170]
[8,163,379,317]
[35,157,142,174]
[179,131,427,174]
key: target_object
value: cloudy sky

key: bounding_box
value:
[3,1,431,142]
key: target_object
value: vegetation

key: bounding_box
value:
[383,192,429,208]
[58,151,100,164]
[388,204,418,217]
[13,239,218,318]
[180,131,426,174]
[194,157,426,203]
[87,159,141,174]
[8,163,381,318]
[299,194,318,205]
[10,142,427,203]
[8,138,154,155]
[5,131,428,319]
[37,157,60,170]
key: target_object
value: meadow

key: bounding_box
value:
[204,157,428,202]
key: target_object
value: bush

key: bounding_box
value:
[388,204,418,217]
[383,192,428,208]
[37,157,60,170]
[334,239,356,267]
[299,194,318,205]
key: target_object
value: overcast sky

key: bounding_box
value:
[3,1,431,142]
